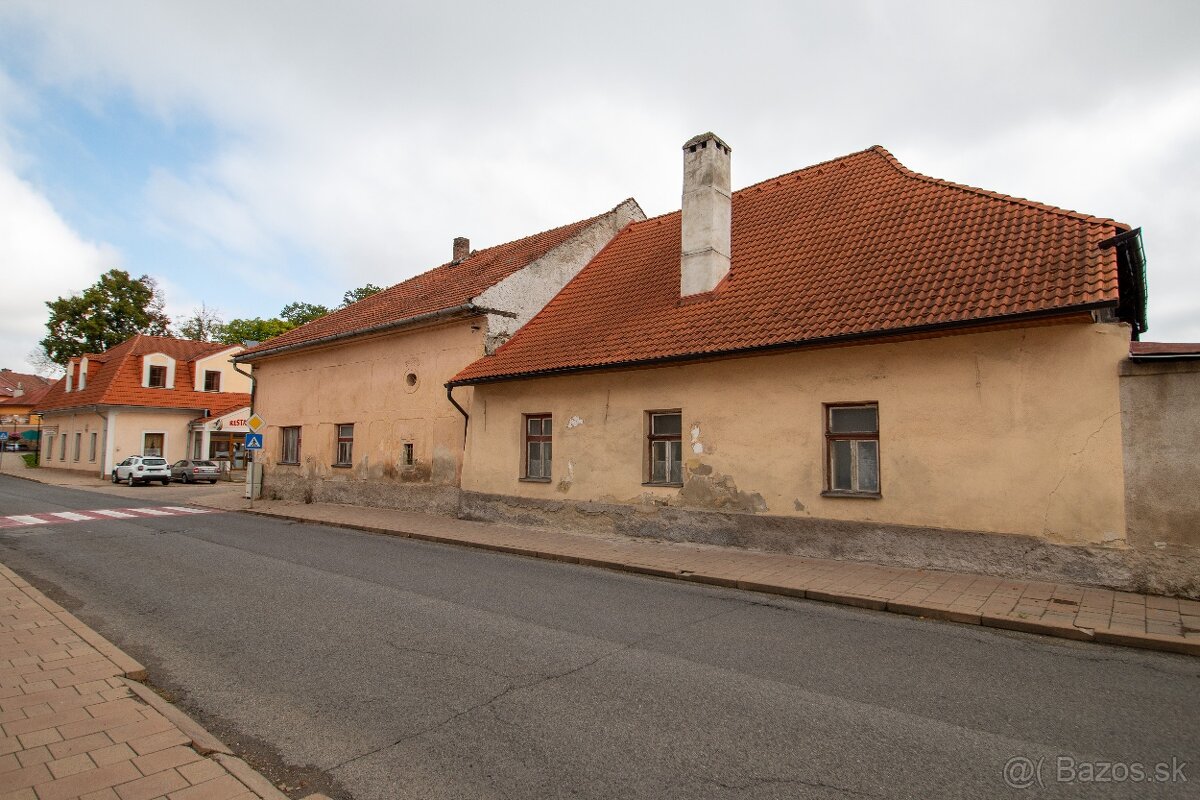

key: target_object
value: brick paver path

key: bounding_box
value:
[202,496,1200,658]
[0,565,276,800]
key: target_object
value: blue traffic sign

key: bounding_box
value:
[0,432,8,441]
[244,433,264,450]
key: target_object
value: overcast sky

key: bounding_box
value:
[0,1,1196,372]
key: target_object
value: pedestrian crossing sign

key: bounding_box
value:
[244,433,264,450]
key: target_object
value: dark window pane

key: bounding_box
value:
[652,413,681,436]
[528,418,541,436]
[832,439,853,490]
[668,441,682,484]
[857,440,879,493]
[651,440,668,482]
[542,418,552,436]
[830,406,878,434]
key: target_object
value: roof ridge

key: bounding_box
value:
[868,146,1125,228]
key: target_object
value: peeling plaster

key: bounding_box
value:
[566,416,584,429]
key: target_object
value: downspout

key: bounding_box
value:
[446,385,469,440]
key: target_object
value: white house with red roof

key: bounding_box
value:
[34,335,251,478]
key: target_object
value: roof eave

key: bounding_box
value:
[234,304,482,363]
[447,302,1116,388]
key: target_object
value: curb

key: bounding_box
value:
[231,507,1200,659]
[122,678,233,756]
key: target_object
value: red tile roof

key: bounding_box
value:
[0,371,50,396]
[452,146,1129,385]
[194,396,251,423]
[35,335,250,414]
[237,205,631,361]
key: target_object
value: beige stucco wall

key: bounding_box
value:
[462,322,1131,545]
[40,407,197,476]
[191,347,250,393]
[252,318,484,493]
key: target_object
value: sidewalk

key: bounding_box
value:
[195,493,1200,658]
[0,565,330,800]
[3,460,1198,657]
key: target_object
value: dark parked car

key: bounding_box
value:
[170,459,221,484]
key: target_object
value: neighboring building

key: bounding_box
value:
[0,369,51,449]
[447,134,1195,595]
[236,200,645,511]
[1120,343,1200,571]
[34,335,251,477]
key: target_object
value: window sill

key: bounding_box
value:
[642,482,684,488]
[332,463,353,469]
[520,477,552,483]
[821,490,882,500]
[278,461,300,466]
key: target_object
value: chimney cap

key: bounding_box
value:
[683,132,732,154]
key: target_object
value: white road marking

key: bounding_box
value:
[7,516,50,525]
[91,510,135,518]
[48,512,95,521]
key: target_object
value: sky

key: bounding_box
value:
[0,1,1197,373]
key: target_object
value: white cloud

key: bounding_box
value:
[0,163,118,370]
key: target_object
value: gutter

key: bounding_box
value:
[448,302,1115,387]
[233,303,500,363]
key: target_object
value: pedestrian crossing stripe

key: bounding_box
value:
[0,506,218,530]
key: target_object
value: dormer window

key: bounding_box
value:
[142,353,176,388]
[148,365,167,388]
[203,370,221,392]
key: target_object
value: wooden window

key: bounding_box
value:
[824,403,880,496]
[60,434,66,461]
[335,424,354,466]
[281,427,301,464]
[73,433,81,461]
[148,365,167,388]
[646,411,682,485]
[402,442,414,467]
[203,370,221,392]
[523,414,552,480]
[89,433,97,462]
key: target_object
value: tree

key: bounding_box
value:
[219,317,294,346]
[280,302,330,327]
[177,303,225,342]
[40,269,171,364]
[25,347,65,379]
[341,284,384,307]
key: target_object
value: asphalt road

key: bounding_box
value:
[0,475,1196,800]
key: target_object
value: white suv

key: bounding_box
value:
[112,456,171,486]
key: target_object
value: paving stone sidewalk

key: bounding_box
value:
[197,493,1200,658]
[0,564,300,800]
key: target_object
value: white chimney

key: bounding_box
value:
[680,132,732,297]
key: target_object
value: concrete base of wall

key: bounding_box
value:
[262,474,462,517]
[459,492,1200,600]
[258,474,1199,598]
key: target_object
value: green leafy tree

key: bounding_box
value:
[280,302,330,327]
[219,317,294,346]
[177,303,225,342]
[341,283,384,307]
[40,269,171,364]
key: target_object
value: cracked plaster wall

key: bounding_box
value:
[461,322,1131,545]
[1120,358,1200,554]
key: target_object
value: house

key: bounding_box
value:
[234,200,644,511]
[34,335,251,477]
[0,369,51,449]
[446,133,1195,594]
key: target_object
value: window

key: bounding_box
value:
[825,403,880,496]
[193,435,202,460]
[646,411,682,485]
[523,415,552,480]
[335,424,354,466]
[89,433,97,462]
[203,370,221,392]
[73,433,81,461]
[45,434,55,461]
[402,442,414,467]
[60,434,66,461]
[148,365,167,388]
[281,427,301,464]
